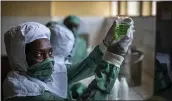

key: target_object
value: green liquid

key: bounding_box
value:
[114,23,130,40]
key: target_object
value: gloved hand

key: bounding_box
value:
[103,21,117,47]
[107,17,134,56]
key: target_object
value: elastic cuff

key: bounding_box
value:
[99,42,107,53]
[103,51,124,68]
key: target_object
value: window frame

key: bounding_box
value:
[110,1,156,17]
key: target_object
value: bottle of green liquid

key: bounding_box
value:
[114,17,133,41]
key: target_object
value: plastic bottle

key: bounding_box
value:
[119,77,129,100]
[108,78,120,100]
[114,17,133,41]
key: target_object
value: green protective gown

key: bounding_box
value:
[63,15,88,64]
[71,37,87,65]
[5,45,120,101]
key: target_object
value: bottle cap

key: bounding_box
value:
[122,17,134,25]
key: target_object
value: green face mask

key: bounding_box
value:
[27,58,54,81]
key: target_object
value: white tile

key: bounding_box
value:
[129,88,143,100]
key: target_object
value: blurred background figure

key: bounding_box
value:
[45,15,88,66]
[63,15,87,65]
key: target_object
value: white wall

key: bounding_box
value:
[132,17,155,78]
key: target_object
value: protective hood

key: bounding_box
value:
[4,22,50,72]
[3,22,69,100]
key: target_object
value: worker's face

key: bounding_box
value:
[66,23,79,34]
[25,38,53,67]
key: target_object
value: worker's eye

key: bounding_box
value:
[49,51,52,56]
[49,49,53,57]
[37,53,42,57]
[35,52,43,59]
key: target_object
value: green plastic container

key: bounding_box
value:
[114,22,130,41]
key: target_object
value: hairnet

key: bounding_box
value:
[4,22,51,72]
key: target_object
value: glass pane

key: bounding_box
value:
[127,1,140,16]
[152,1,156,16]
[142,1,151,16]
[111,1,118,16]
[120,1,127,16]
